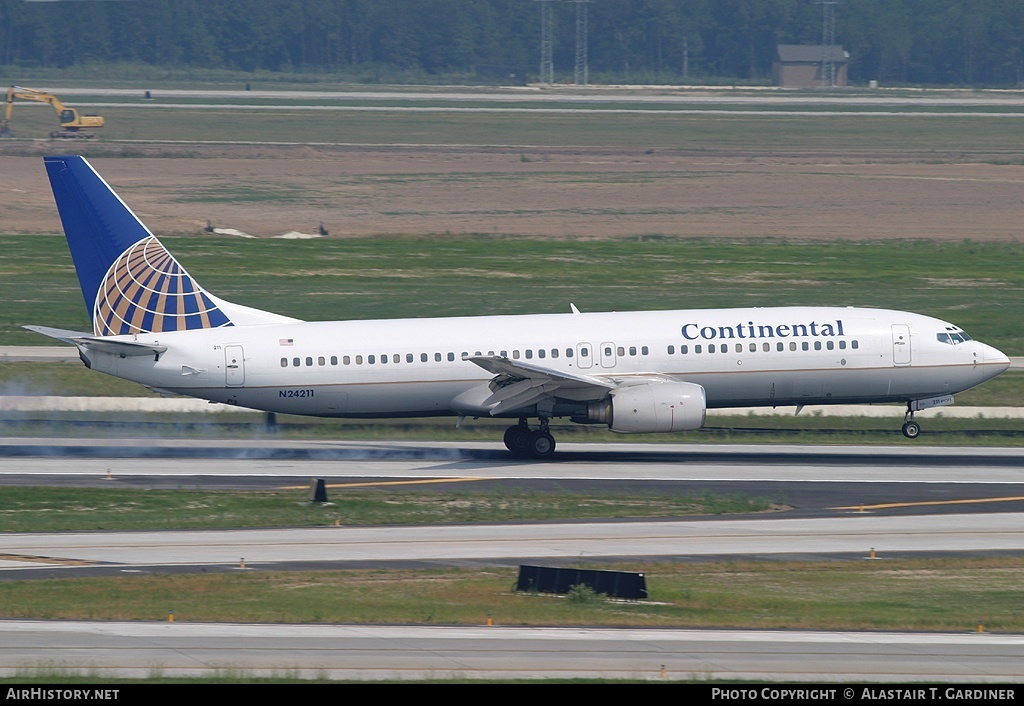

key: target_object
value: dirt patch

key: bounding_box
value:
[3,142,1023,241]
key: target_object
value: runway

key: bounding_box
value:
[2,439,1023,576]
[2,437,1023,681]
[3,621,1022,682]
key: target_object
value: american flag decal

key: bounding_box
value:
[279,338,294,346]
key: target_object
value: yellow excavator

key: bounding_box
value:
[1,86,104,139]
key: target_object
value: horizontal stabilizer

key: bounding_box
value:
[24,325,166,358]
[22,325,91,345]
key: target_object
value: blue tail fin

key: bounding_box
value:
[44,155,235,336]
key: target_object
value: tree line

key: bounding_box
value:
[2,0,1023,87]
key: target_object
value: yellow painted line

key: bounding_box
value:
[279,477,491,490]
[833,496,1024,511]
[0,553,95,567]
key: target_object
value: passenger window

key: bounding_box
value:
[789,342,796,351]
[826,341,834,350]
[331,356,338,365]
[420,353,427,362]
[681,345,688,354]
[667,345,675,354]
[343,355,351,365]
[621,346,628,356]
[380,354,387,364]
[280,358,288,367]
[318,356,326,366]
[305,356,313,366]
[801,342,809,351]
[814,341,821,351]
[368,355,376,364]
[695,345,702,354]
[538,349,546,359]
[642,346,649,355]
[751,343,758,352]
[435,352,442,362]
[762,343,769,352]
[852,341,859,349]
[393,354,400,363]
[839,340,846,350]
[777,342,784,352]
[709,344,716,353]
[293,357,300,367]
[735,343,743,353]
[447,352,455,361]
[355,355,363,365]
[566,348,574,358]
[551,349,559,358]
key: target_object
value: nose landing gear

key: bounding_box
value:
[503,418,557,459]
[902,405,921,439]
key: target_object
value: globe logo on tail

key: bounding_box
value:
[93,236,232,336]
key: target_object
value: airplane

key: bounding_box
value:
[28,155,1011,459]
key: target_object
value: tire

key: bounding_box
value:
[902,421,921,439]
[527,430,556,460]
[503,425,532,456]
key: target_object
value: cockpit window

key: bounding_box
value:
[937,330,973,345]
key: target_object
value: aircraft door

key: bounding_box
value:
[576,343,593,369]
[891,325,911,366]
[600,341,617,368]
[225,345,245,386]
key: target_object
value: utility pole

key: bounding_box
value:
[819,0,838,88]
[537,0,556,84]
[574,0,590,85]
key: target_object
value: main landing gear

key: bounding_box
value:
[902,406,921,439]
[503,418,556,460]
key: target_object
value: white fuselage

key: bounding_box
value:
[81,306,1009,421]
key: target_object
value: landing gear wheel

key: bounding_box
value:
[527,430,556,460]
[503,425,532,457]
[902,420,921,439]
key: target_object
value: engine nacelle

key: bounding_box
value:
[572,381,706,433]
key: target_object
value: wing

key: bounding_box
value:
[458,355,616,416]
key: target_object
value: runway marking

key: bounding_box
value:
[832,495,1024,511]
[279,477,491,490]
[0,553,95,567]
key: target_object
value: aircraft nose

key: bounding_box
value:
[982,344,1011,375]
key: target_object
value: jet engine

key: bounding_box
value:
[571,380,706,433]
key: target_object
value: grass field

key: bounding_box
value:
[6,93,1024,155]
[5,235,1023,351]
[1,558,1021,633]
